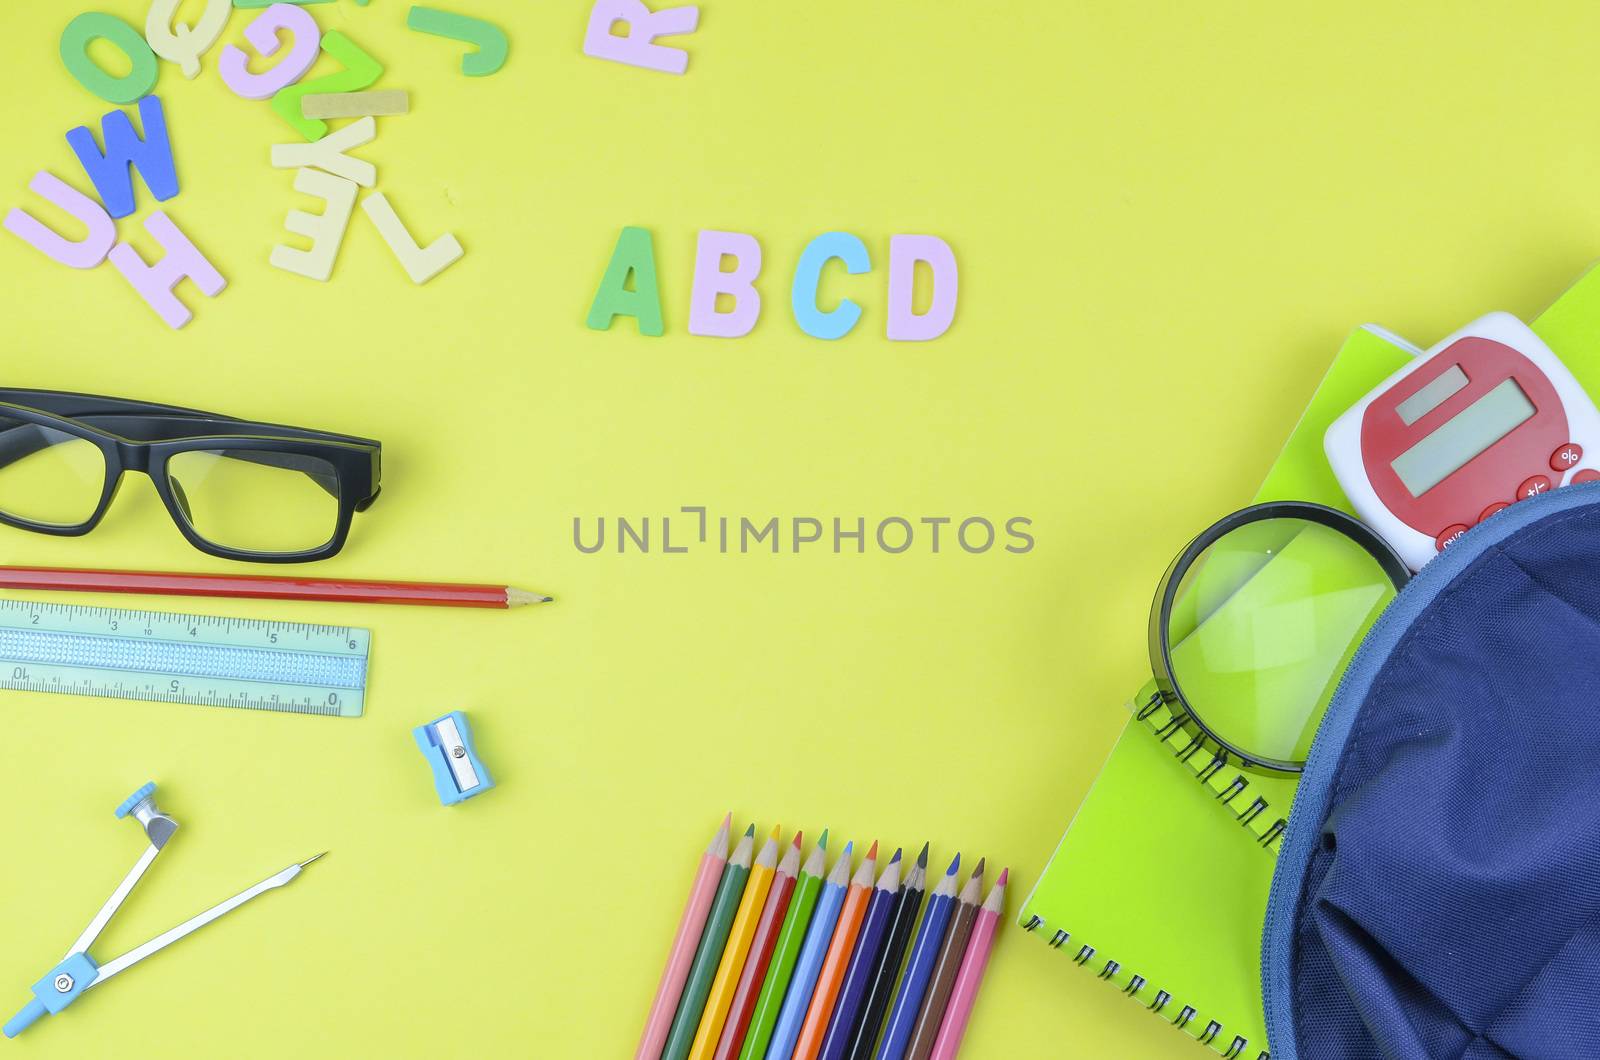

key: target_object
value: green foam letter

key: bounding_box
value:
[60,13,159,104]
[271,32,384,141]
[586,226,664,336]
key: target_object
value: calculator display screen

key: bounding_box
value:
[1390,378,1536,497]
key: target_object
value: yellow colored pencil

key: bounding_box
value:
[687,826,782,1060]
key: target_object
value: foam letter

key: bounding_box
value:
[65,96,179,221]
[582,0,699,75]
[269,168,358,281]
[406,7,508,77]
[886,235,958,341]
[3,172,117,269]
[145,0,231,78]
[270,116,377,187]
[792,232,871,340]
[108,211,227,329]
[60,13,160,104]
[687,231,761,338]
[219,3,321,100]
[586,226,664,335]
[361,191,463,284]
[271,32,383,141]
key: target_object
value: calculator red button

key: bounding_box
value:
[1552,443,1584,471]
[1479,502,1511,521]
[1435,525,1470,552]
[1518,475,1553,500]
[1574,469,1600,485]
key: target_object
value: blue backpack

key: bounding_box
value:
[1263,484,1600,1060]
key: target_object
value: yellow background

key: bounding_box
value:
[2,2,1597,1056]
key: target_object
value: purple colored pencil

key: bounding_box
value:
[818,849,904,1060]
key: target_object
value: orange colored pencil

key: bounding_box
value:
[791,841,881,1060]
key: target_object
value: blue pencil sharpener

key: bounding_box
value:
[414,710,495,805]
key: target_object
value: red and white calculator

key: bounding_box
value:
[1326,312,1600,570]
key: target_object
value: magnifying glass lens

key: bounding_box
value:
[1164,517,1399,766]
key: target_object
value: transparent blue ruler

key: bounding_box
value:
[0,598,369,717]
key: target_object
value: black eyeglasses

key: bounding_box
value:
[0,388,381,563]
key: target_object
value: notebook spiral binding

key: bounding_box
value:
[1022,913,1269,1060]
[1134,691,1288,854]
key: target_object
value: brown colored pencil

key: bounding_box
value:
[903,859,985,1060]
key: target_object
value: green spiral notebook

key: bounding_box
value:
[1019,263,1600,1059]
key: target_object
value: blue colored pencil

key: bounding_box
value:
[873,855,961,1060]
[818,850,903,1060]
[767,841,853,1060]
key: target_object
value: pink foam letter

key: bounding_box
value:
[218,3,321,100]
[688,230,761,338]
[3,171,116,269]
[108,211,227,329]
[582,0,700,75]
[886,235,958,341]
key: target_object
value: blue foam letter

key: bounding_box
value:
[66,96,179,220]
[792,231,871,340]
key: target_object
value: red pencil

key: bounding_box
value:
[712,832,802,1060]
[0,567,551,609]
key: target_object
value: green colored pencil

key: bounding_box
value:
[738,829,829,1060]
[663,824,756,1060]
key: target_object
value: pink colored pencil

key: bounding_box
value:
[926,869,1007,1060]
[637,815,733,1060]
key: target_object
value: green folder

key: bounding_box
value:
[1020,261,1600,1058]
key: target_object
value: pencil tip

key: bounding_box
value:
[818,829,829,849]
[721,812,732,827]
[843,841,854,855]
[792,831,803,848]
[743,824,756,837]
[768,824,781,840]
[997,868,1010,885]
[971,858,986,878]
[945,854,961,875]
[889,848,903,864]
[866,840,878,859]
[917,842,930,868]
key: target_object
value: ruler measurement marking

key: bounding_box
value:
[0,658,361,692]
[0,600,357,639]
[0,680,345,715]
[0,627,364,658]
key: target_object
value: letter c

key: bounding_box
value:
[791,232,870,340]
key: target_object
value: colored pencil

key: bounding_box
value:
[794,842,882,1060]
[903,860,985,1060]
[689,827,782,1060]
[637,815,733,1060]
[739,831,829,1060]
[926,870,1007,1060]
[818,849,904,1060]
[874,854,961,1060]
[846,844,930,1060]
[662,825,756,1060]
[713,832,802,1060]
[0,566,551,609]
[767,841,853,1060]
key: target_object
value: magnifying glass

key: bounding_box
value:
[1147,501,1411,774]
